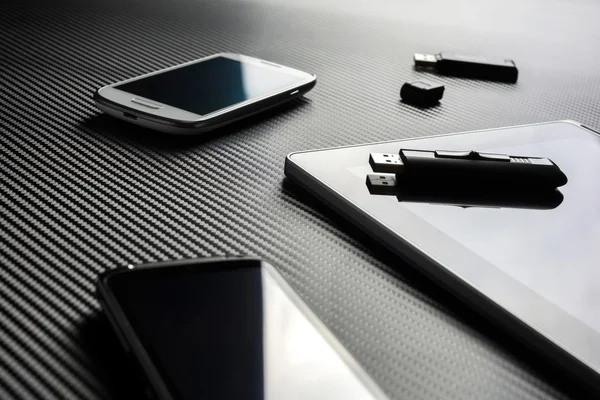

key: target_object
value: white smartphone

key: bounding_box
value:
[93,53,316,135]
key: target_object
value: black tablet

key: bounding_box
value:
[285,120,600,393]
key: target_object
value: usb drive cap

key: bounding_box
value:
[400,80,444,107]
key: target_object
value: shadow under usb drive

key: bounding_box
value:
[366,175,564,210]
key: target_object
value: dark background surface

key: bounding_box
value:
[1,0,600,399]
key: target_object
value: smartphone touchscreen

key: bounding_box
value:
[114,56,307,116]
[102,259,388,400]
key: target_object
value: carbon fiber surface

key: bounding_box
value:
[1,0,600,399]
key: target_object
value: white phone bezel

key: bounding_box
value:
[96,53,315,125]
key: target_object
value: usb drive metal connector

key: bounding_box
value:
[413,53,438,67]
[368,153,404,173]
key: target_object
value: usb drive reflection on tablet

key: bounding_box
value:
[365,173,398,195]
[366,173,564,210]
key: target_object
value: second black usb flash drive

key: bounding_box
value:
[414,52,518,82]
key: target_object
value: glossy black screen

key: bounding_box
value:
[115,57,305,115]
[108,262,383,400]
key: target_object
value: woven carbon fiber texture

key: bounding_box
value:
[1,0,600,399]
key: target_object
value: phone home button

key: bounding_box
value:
[131,98,162,109]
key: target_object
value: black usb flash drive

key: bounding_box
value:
[369,149,567,189]
[414,52,518,82]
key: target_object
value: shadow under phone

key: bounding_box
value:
[81,97,311,152]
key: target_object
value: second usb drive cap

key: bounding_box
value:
[400,80,444,107]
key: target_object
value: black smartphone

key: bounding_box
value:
[96,257,390,400]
